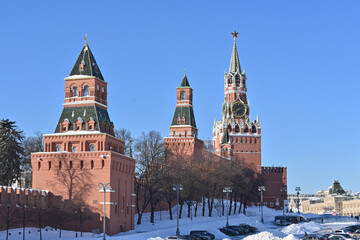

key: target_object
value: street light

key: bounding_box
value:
[295,187,301,214]
[280,185,287,216]
[223,187,232,227]
[173,184,183,236]
[258,186,266,223]
[75,210,78,238]
[98,182,114,240]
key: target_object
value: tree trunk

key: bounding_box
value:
[194,202,198,217]
[167,200,173,220]
[229,193,233,216]
[202,198,205,217]
[187,202,191,218]
[243,200,247,215]
[233,194,237,214]
[222,198,225,216]
[207,198,214,217]
[150,190,155,223]
[179,202,183,219]
[137,212,143,225]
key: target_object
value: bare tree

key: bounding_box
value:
[0,200,20,240]
[134,130,165,223]
[134,175,150,224]
[22,132,43,188]
[114,128,132,155]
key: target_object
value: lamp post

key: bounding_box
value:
[280,185,287,216]
[75,210,78,238]
[173,184,183,236]
[223,187,232,227]
[98,182,114,240]
[295,187,301,214]
[258,186,266,223]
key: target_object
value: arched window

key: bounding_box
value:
[73,86,78,97]
[38,162,41,170]
[91,160,94,169]
[70,161,73,169]
[80,160,84,169]
[102,160,105,169]
[59,161,62,170]
[48,161,51,170]
[83,85,89,96]
[89,144,95,152]
[235,76,240,84]
[56,145,62,152]
[180,91,186,100]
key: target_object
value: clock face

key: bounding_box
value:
[231,101,246,118]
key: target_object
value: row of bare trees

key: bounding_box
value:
[133,130,260,224]
[0,195,94,240]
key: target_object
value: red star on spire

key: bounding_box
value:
[231,30,239,38]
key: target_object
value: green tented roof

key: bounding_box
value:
[69,44,104,80]
[54,106,113,135]
[171,106,196,128]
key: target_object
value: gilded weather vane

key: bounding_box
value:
[84,34,88,45]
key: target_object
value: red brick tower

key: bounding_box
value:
[31,39,135,235]
[164,73,204,162]
[213,32,261,171]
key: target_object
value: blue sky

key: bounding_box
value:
[0,1,359,194]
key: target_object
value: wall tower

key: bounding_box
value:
[31,39,135,235]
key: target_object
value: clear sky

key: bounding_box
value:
[0,1,359,194]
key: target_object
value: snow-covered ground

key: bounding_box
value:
[1,206,358,240]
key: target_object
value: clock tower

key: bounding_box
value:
[213,32,261,171]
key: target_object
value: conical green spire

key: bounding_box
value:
[221,129,230,144]
[180,72,190,87]
[229,37,241,74]
[69,39,104,80]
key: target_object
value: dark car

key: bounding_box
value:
[190,231,215,240]
[227,225,247,235]
[219,227,238,236]
[238,224,258,233]
[165,235,200,240]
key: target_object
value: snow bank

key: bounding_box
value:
[281,222,322,235]
[243,232,300,240]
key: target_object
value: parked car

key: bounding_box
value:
[303,234,321,240]
[165,235,199,240]
[227,225,247,235]
[350,229,360,238]
[328,234,356,240]
[238,224,258,233]
[190,230,215,240]
[219,227,238,236]
[274,215,306,226]
[343,225,360,234]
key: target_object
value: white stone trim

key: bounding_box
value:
[44,131,102,136]
[63,100,108,109]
